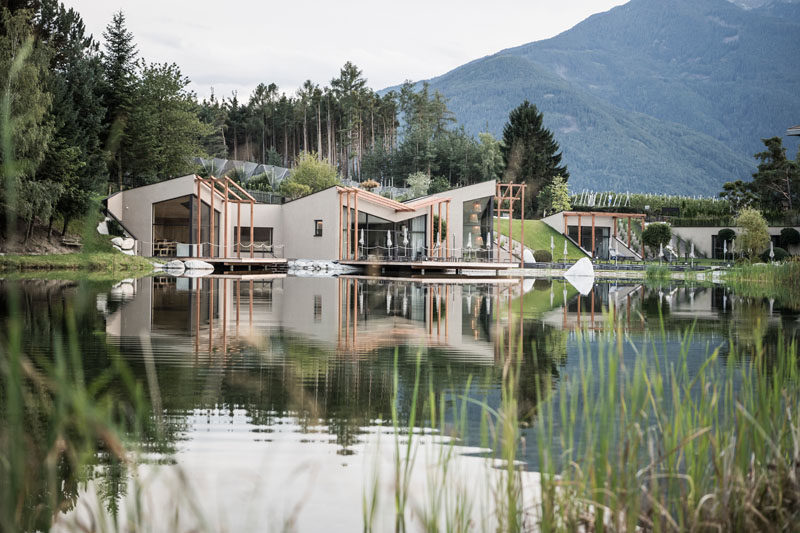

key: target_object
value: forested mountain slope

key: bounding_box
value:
[390,0,800,195]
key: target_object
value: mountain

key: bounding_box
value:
[387,0,800,195]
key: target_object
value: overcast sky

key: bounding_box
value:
[64,0,628,100]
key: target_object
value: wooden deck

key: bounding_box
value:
[339,259,518,272]
[176,257,288,272]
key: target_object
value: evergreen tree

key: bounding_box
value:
[123,62,211,186]
[0,8,56,240]
[101,10,137,190]
[751,136,799,213]
[36,0,107,234]
[501,100,568,216]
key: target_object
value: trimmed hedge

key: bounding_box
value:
[533,250,553,262]
[760,246,789,263]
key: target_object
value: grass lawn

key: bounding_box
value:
[0,197,153,276]
[495,218,587,261]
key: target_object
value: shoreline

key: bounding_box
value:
[0,251,153,276]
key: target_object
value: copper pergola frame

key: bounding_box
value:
[194,175,257,259]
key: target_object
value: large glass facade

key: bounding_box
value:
[568,225,610,259]
[152,195,219,258]
[462,196,493,259]
[341,209,428,260]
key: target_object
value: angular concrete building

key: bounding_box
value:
[105,175,501,267]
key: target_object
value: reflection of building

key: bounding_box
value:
[105,276,529,364]
[540,283,646,332]
[105,175,499,266]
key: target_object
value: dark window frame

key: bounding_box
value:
[314,219,323,237]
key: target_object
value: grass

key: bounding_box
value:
[645,264,672,282]
[375,303,800,532]
[495,218,587,261]
[0,198,153,276]
[724,261,800,310]
[534,314,800,531]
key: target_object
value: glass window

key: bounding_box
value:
[463,196,493,258]
[314,220,323,236]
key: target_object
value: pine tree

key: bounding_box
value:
[36,0,108,234]
[501,100,568,216]
[751,136,799,213]
[101,10,137,190]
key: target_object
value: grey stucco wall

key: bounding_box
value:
[106,176,497,260]
[671,226,800,257]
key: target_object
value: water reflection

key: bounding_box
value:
[3,276,799,530]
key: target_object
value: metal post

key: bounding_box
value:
[591,214,595,259]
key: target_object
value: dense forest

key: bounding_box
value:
[202,75,504,188]
[0,1,504,240]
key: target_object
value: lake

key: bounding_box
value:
[2,275,797,531]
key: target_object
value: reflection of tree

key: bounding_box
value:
[516,322,568,422]
[0,280,181,528]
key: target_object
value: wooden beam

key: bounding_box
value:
[627,217,631,249]
[354,191,359,260]
[437,201,442,258]
[210,177,215,258]
[196,178,202,258]
[346,191,351,260]
[591,213,595,258]
[224,179,229,258]
[237,201,241,259]
[249,200,254,259]
[520,184,525,268]
[445,200,450,259]
[338,190,343,260]
[429,205,434,256]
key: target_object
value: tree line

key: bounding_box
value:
[0,1,569,241]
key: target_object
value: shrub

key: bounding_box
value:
[734,207,770,258]
[642,223,672,251]
[760,246,789,262]
[718,228,736,243]
[533,249,552,262]
[429,176,451,194]
[780,227,800,248]
[406,171,431,198]
[360,179,380,191]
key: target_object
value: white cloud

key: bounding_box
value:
[64,0,629,99]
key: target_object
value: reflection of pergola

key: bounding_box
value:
[195,176,256,258]
[337,187,452,260]
[562,211,646,258]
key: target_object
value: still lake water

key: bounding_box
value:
[4,275,798,530]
